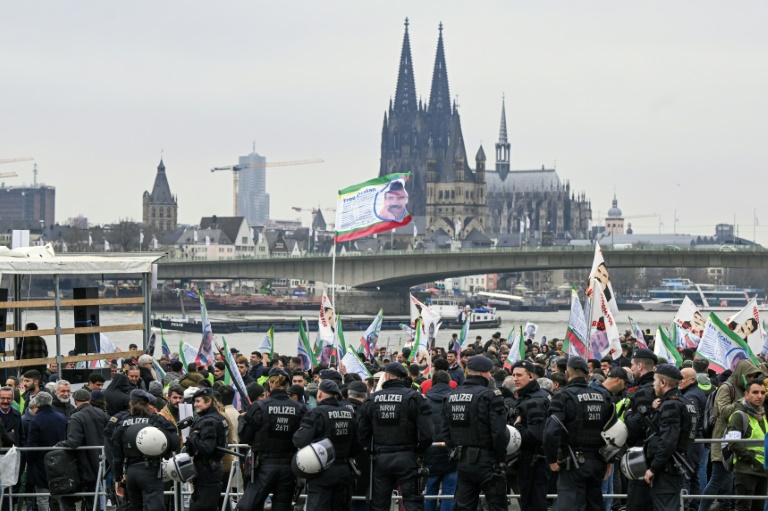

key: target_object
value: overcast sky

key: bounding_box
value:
[2,2,767,243]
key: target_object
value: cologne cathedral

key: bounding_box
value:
[379,20,591,242]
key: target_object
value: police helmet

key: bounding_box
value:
[162,453,196,483]
[599,412,628,462]
[291,438,336,477]
[183,387,198,402]
[506,425,522,456]
[620,447,648,480]
[135,426,168,457]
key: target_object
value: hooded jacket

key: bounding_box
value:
[104,373,136,416]
[711,360,761,461]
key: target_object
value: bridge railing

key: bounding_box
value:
[159,243,766,263]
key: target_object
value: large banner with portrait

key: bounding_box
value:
[586,241,618,315]
[334,173,412,242]
[725,298,763,356]
[696,312,759,373]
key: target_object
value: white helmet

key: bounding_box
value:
[183,387,198,400]
[136,426,168,457]
[599,414,628,462]
[162,453,196,483]
[291,438,336,477]
[620,447,648,480]
[506,425,522,456]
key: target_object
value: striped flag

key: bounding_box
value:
[654,327,683,366]
[258,326,275,359]
[298,317,317,370]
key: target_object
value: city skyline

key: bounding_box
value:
[1,2,767,243]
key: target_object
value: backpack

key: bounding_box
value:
[703,381,735,438]
[44,449,81,495]
[721,410,748,472]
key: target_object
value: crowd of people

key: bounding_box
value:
[1,328,768,511]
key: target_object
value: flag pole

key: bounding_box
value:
[331,238,337,306]
[585,279,597,361]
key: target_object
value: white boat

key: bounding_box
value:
[640,297,768,313]
[428,297,461,321]
[643,278,767,312]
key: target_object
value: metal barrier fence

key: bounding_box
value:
[4,438,768,511]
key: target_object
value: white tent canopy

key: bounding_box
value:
[0,245,163,275]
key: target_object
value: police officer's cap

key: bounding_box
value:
[318,379,341,396]
[192,387,215,400]
[607,366,628,382]
[268,367,290,379]
[566,356,590,374]
[348,381,368,394]
[466,356,494,373]
[632,348,658,364]
[384,362,408,378]
[129,389,156,405]
[655,363,683,380]
[511,360,535,373]
[319,369,343,382]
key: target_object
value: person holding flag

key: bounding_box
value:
[358,362,433,511]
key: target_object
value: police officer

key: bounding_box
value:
[543,356,613,511]
[623,348,658,511]
[237,367,307,511]
[112,389,179,511]
[185,387,228,511]
[508,360,550,511]
[441,355,509,511]
[643,364,696,511]
[358,361,433,511]
[293,379,362,510]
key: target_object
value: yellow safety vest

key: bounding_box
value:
[615,397,630,422]
[736,412,768,466]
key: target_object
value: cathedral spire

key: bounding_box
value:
[495,95,511,181]
[393,17,417,114]
[428,22,450,116]
[498,94,508,144]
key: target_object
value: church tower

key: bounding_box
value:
[605,194,624,235]
[142,159,178,233]
[495,96,511,181]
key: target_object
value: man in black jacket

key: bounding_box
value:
[509,360,550,511]
[358,362,433,511]
[56,388,110,511]
[424,370,457,511]
[623,348,658,511]
[105,372,137,416]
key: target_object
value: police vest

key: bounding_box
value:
[370,386,418,449]
[257,394,304,457]
[446,386,493,449]
[736,413,768,466]
[121,417,153,460]
[320,403,355,460]
[192,412,228,461]
[675,395,697,452]
[560,386,611,452]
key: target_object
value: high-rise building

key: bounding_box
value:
[142,159,178,233]
[0,184,55,227]
[238,149,270,225]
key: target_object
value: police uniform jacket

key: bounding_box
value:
[543,377,613,464]
[681,384,707,438]
[358,379,433,455]
[112,412,179,481]
[56,403,110,483]
[293,396,362,463]
[238,388,306,460]
[186,405,228,463]
[440,375,508,464]
[104,410,130,471]
[624,371,656,446]
[646,388,694,475]
[508,380,550,456]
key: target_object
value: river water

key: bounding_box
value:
[15,308,681,358]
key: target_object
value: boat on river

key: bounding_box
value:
[639,278,768,312]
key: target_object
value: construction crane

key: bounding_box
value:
[0,157,33,165]
[211,158,324,215]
